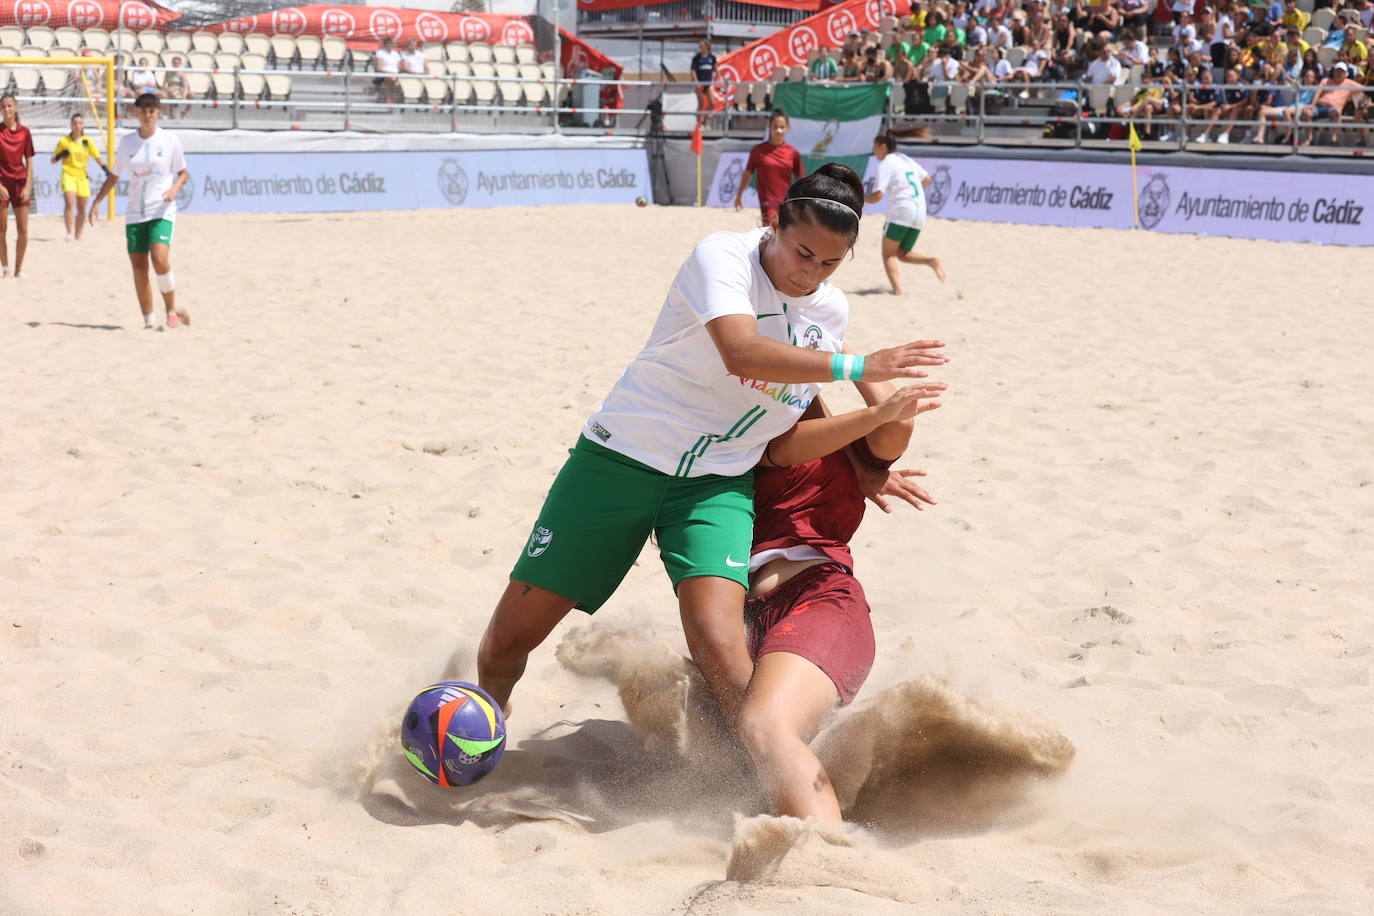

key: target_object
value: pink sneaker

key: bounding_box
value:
[167,311,180,328]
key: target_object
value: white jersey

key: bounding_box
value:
[115,128,187,225]
[585,228,849,478]
[877,152,929,229]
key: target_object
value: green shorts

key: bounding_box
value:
[511,436,755,613]
[126,218,174,254]
[884,221,921,254]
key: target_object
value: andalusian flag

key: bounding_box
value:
[772,82,890,175]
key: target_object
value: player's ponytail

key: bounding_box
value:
[777,162,865,243]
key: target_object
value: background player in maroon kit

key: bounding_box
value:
[734,363,944,822]
[733,110,805,225]
[0,94,36,279]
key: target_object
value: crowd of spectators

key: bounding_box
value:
[791,0,1374,145]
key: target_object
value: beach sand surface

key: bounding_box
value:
[2,205,1372,914]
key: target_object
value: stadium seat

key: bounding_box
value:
[165,31,192,53]
[452,78,473,106]
[445,42,469,62]
[446,60,472,77]
[1297,0,1314,10]
[295,35,322,68]
[243,33,270,57]
[1007,46,1027,68]
[1310,8,1335,31]
[540,61,557,81]
[1087,84,1111,113]
[787,65,805,82]
[53,27,83,49]
[25,26,57,50]
[191,31,219,54]
[214,52,240,71]
[39,67,70,92]
[1302,26,1326,46]
[160,50,188,69]
[0,27,24,48]
[210,71,237,99]
[185,70,211,99]
[949,82,969,114]
[493,44,516,65]
[50,46,79,60]
[468,42,493,64]
[112,29,136,52]
[471,77,497,105]
[471,61,495,78]
[519,63,546,104]
[0,45,16,60]
[11,66,39,93]
[515,44,536,65]
[422,78,449,104]
[749,81,768,110]
[136,30,164,53]
[264,73,291,100]
[187,51,214,71]
[1317,45,1339,67]
[240,52,268,72]
[322,36,346,69]
[496,62,522,105]
[269,35,296,68]
[82,28,111,51]
[732,81,750,109]
[1113,82,1135,108]
[218,33,245,55]
[351,49,373,71]
[426,59,446,77]
[423,42,445,62]
[17,45,45,58]
[770,65,786,82]
[399,76,424,104]
[239,69,265,99]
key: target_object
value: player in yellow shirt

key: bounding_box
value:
[51,113,109,242]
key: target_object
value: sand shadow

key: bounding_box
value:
[359,715,757,839]
[25,321,125,331]
[848,286,897,297]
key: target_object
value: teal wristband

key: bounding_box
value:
[830,351,846,381]
[830,352,865,381]
[850,354,866,381]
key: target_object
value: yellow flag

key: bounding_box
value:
[1128,123,1142,153]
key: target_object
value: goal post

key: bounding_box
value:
[0,56,116,219]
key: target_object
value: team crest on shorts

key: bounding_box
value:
[526,525,553,558]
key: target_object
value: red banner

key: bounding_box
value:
[559,28,623,111]
[0,0,180,31]
[577,0,820,11]
[715,0,897,84]
[201,6,536,48]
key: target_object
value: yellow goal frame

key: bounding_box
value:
[0,56,116,218]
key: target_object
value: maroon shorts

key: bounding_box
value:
[1,176,30,209]
[744,562,875,705]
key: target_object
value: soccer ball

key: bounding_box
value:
[400,681,507,787]
[635,195,648,207]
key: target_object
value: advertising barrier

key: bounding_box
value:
[709,153,1374,246]
[27,147,651,216]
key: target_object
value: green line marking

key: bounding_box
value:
[449,734,505,756]
[403,747,436,779]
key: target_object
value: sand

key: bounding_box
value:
[2,204,1372,914]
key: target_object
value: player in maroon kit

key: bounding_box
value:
[733,362,944,822]
[0,94,36,279]
[734,109,806,225]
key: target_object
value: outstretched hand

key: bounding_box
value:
[855,467,936,514]
[863,340,948,382]
[875,382,946,424]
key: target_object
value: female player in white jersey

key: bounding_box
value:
[476,163,949,731]
[865,132,945,294]
[90,94,191,331]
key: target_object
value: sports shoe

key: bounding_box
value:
[1217,133,1229,144]
[175,309,191,327]
[166,311,180,328]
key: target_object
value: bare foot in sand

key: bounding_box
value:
[930,258,947,283]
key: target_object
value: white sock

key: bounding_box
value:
[144,313,155,328]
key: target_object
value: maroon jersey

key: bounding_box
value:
[752,439,893,570]
[745,141,804,217]
[0,123,34,182]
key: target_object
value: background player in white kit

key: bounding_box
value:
[865,132,945,294]
[90,94,190,331]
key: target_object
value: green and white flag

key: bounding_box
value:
[771,82,890,176]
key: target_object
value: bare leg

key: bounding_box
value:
[148,242,188,326]
[901,248,946,282]
[13,205,28,276]
[736,651,843,820]
[477,578,578,716]
[1,206,8,273]
[129,251,155,322]
[880,236,904,295]
[678,575,752,730]
[74,196,88,240]
[63,191,77,239]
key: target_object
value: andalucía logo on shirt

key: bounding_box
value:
[733,375,815,409]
